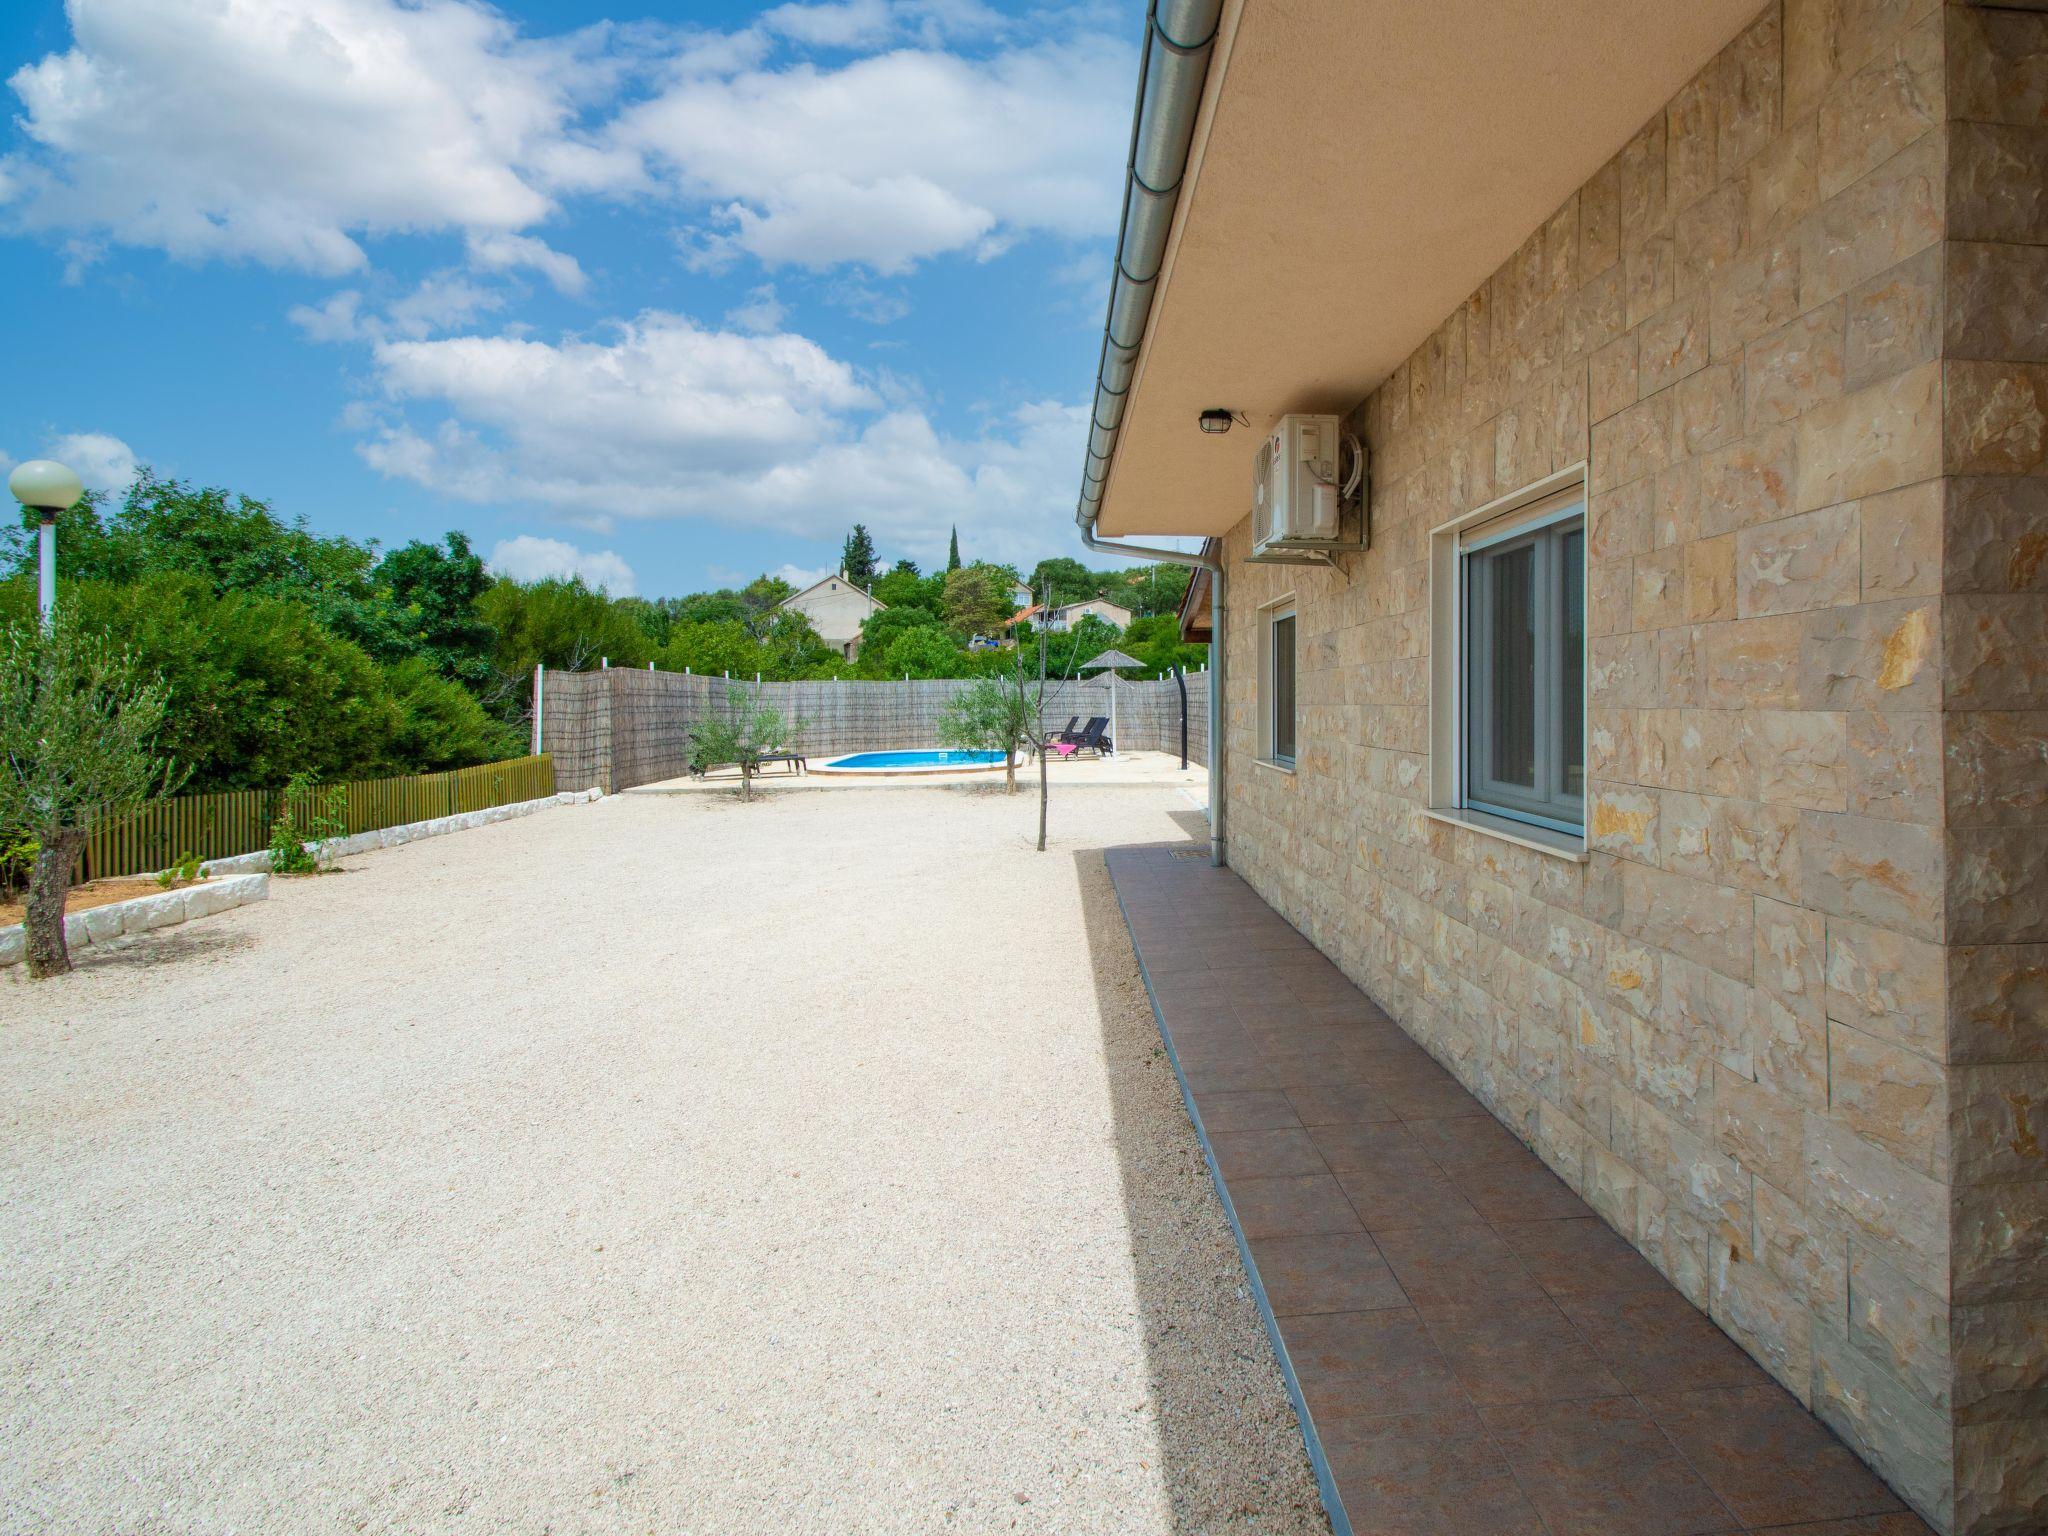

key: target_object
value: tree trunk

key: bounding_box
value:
[1037,745,1048,852]
[1005,741,1018,794]
[25,829,85,979]
[740,761,753,802]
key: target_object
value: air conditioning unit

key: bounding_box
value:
[1252,413,1346,554]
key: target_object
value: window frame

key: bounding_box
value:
[1258,593,1298,771]
[1427,467,1589,856]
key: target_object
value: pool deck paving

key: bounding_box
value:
[1105,843,1933,1536]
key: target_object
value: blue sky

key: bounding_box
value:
[0,0,1146,598]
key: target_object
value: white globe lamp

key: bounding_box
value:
[8,460,85,626]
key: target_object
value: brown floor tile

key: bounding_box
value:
[1642,1385,1906,1528]
[1557,1289,1772,1396]
[1194,1088,1301,1133]
[1228,1173,1362,1239]
[1757,1517,1934,1535]
[1279,1308,1466,1431]
[1374,1074,1492,1120]
[1263,1051,1382,1089]
[1335,1158,1487,1233]
[1208,1127,1329,1179]
[1402,1114,1536,1173]
[1249,1232,1408,1317]
[1285,1081,1399,1125]
[1372,1222,1546,1303]
[1419,1297,1627,1407]
[1306,1120,1423,1173]
[1482,1395,1738,1536]
[1181,1059,1279,1094]
[1452,1158,1595,1223]
[1494,1216,1668,1297]
[1320,1410,1548,1535]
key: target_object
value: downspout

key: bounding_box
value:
[1075,0,1228,864]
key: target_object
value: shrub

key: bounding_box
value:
[267,771,347,874]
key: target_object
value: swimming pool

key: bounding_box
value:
[813,749,1012,775]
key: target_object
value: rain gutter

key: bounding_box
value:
[1075,0,1228,866]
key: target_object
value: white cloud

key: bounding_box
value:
[352,310,1090,568]
[290,271,508,342]
[760,0,895,49]
[3,0,637,272]
[3,1,1130,285]
[771,562,829,589]
[615,37,1131,273]
[465,231,587,296]
[487,533,635,595]
[724,283,786,333]
[49,431,140,494]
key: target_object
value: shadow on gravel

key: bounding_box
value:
[1072,838,1330,1536]
[73,926,256,972]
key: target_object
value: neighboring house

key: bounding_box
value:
[1001,597,1134,635]
[1080,4,2047,1532]
[1045,598,1133,633]
[777,572,884,660]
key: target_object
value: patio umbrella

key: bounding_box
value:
[1079,647,1144,755]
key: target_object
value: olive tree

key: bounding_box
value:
[687,684,795,803]
[0,616,181,977]
[937,676,1030,793]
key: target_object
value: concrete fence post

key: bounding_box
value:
[531,663,545,757]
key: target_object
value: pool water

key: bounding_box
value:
[818,750,1009,772]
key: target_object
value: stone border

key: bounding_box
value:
[1,873,270,969]
[1,788,601,969]
[198,787,603,876]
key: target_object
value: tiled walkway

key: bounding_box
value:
[1106,846,1931,1536]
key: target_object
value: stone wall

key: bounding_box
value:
[1209,4,2044,1529]
[1941,2,2048,1524]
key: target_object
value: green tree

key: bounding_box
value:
[942,564,1010,641]
[839,524,878,587]
[883,625,964,678]
[0,573,515,789]
[0,614,182,977]
[937,675,1032,793]
[891,557,920,577]
[657,620,763,678]
[946,526,961,571]
[1028,556,1096,606]
[871,566,939,610]
[687,685,796,802]
[375,531,495,687]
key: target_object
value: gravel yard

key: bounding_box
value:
[1,786,1326,1535]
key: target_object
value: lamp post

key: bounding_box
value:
[8,460,85,628]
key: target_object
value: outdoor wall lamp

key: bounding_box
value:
[8,459,84,628]
[1198,409,1239,435]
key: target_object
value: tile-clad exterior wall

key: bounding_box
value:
[1942,3,2048,1527]
[1206,4,2045,1529]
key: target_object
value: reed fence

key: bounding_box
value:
[78,755,556,882]
[539,668,1209,793]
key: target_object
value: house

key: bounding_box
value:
[776,572,884,660]
[1075,3,2047,1532]
[1001,596,1135,636]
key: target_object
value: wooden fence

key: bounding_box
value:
[79,755,556,882]
[540,668,1210,793]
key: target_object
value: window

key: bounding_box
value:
[1260,598,1297,768]
[1460,495,1584,832]
[1428,469,1588,854]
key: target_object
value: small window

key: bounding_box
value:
[1260,599,1297,768]
[1461,505,1583,832]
